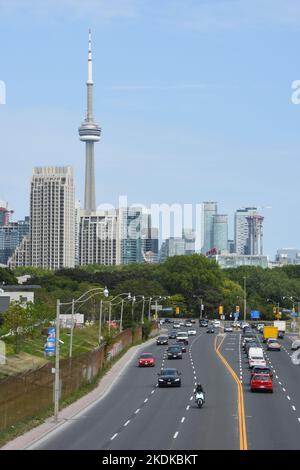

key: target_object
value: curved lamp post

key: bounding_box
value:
[54,286,109,423]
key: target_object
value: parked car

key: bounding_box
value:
[158,368,181,387]
[167,345,183,359]
[267,338,281,351]
[156,335,169,345]
[251,374,273,393]
[138,353,155,367]
[291,339,300,351]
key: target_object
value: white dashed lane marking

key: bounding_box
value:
[135,408,140,414]
[111,433,118,440]
[124,420,130,427]
[186,405,190,411]
[292,406,296,411]
[173,432,179,439]
[181,417,185,423]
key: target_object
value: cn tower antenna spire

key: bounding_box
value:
[78,29,101,213]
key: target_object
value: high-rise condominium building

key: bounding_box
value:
[201,202,217,254]
[141,212,159,263]
[79,210,120,265]
[0,217,29,265]
[30,167,75,269]
[160,237,186,262]
[234,207,257,255]
[0,201,13,226]
[212,214,228,254]
[119,207,143,264]
[246,214,264,255]
[183,228,196,256]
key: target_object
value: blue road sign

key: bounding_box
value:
[161,308,173,312]
[250,310,260,319]
[291,312,298,317]
[234,312,240,319]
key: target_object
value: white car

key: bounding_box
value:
[188,329,197,336]
[224,324,233,332]
[185,322,193,327]
[173,323,181,329]
[291,339,300,351]
[213,320,221,328]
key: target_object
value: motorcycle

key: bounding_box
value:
[195,391,205,408]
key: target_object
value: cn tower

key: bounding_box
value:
[78,30,101,212]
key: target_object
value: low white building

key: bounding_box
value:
[211,253,268,269]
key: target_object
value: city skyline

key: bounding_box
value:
[1,1,300,258]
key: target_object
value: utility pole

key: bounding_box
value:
[54,299,60,422]
[148,298,152,321]
[200,298,203,320]
[243,277,247,322]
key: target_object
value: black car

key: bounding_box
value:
[168,330,177,339]
[171,342,186,353]
[167,346,183,359]
[158,368,181,387]
[207,326,215,334]
[200,320,208,327]
[156,335,168,345]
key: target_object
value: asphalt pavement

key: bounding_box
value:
[26,323,300,450]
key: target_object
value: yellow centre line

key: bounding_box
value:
[214,335,248,451]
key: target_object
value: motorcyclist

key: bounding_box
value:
[194,383,205,399]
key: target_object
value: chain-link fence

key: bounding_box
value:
[0,326,143,433]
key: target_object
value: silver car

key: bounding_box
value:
[267,338,281,351]
[291,339,300,351]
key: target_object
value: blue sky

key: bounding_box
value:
[0,0,300,257]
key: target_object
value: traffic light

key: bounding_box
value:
[175,307,180,315]
[236,305,240,313]
[218,305,223,316]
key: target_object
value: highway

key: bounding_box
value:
[32,324,300,450]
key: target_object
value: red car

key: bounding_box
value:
[138,353,155,367]
[251,374,273,393]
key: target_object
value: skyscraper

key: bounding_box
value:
[30,167,75,269]
[201,202,217,254]
[246,214,264,255]
[0,216,29,265]
[0,201,13,226]
[212,214,228,253]
[79,210,120,265]
[78,30,101,213]
[234,207,257,255]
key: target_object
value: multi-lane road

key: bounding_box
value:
[31,324,300,450]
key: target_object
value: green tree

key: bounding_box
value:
[3,302,31,353]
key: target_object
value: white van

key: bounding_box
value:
[248,347,266,368]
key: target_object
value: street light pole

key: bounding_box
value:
[141,296,145,324]
[148,297,152,321]
[243,277,247,322]
[200,298,203,320]
[54,299,60,423]
[120,299,124,332]
[69,298,75,358]
[98,299,103,344]
[108,302,112,335]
